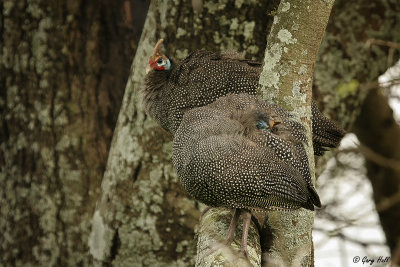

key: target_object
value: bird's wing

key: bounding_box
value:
[220,50,263,67]
[173,105,314,210]
[311,101,346,156]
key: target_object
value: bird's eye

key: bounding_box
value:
[257,120,271,131]
[156,58,164,65]
[153,57,170,71]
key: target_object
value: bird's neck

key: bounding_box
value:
[142,65,175,130]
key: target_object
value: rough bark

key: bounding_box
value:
[196,208,261,267]
[258,0,333,266]
[0,0,135,266]
[88,0,277,266]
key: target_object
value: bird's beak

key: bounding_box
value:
[146,64,152,74]
[269,119,281,129]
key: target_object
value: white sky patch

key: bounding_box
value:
[379,59,400,121]
[314,133,390,267]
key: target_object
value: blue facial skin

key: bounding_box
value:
[157,58,171,70]
[257,120,270,131]
[165,58,171,70]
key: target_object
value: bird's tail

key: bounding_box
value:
[299,185,321,211]
[312,101,346,156]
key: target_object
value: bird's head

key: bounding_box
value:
[237,109,281,135]
[255,111,281,133]
[146,39,171,74]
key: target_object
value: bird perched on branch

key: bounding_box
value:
[173,93,321,256]
[142,39,345,156]
[142,39,343,258]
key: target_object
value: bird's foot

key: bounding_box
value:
[238,247,249,259]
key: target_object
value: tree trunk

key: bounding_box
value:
[195,208,262,267]
[257,0,333,265]
[1,0,135,265]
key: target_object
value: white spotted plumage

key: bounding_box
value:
[173,93,321,211]
[142,49,344,157]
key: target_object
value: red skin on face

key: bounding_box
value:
[149,58,166,71]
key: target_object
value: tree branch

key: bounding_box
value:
[258,0,334,265]
[196,208,261,267]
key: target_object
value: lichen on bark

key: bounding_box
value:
[196,208,261,267]
[1,0,136,265]
[258,0,334,265]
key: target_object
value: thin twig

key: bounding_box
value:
[375,191,400,212]
[339,145,400,171]
[366,39,400,50]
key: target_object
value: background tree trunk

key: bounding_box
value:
[354,88,400,259]
[1,0,135,265]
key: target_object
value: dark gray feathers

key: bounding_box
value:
[173,94,321,211]
[143,50,260,133]
[143,49,345,155]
